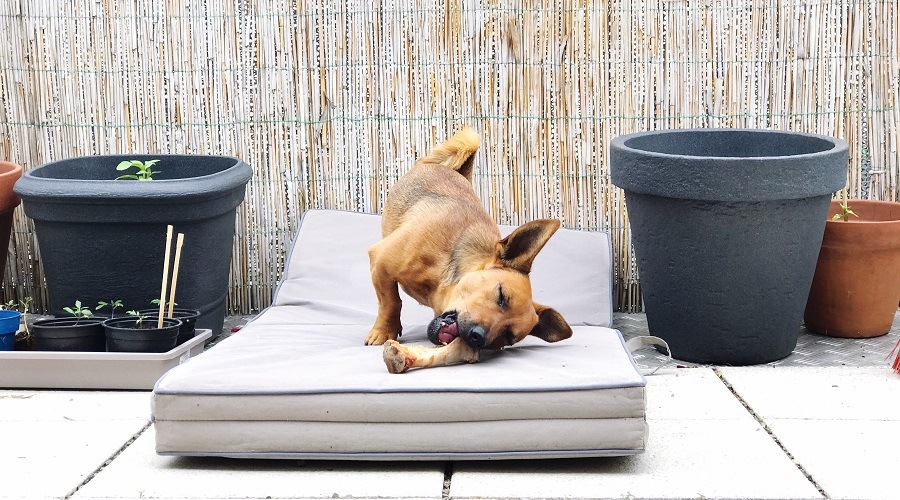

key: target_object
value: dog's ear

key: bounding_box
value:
[498,219,560,274]
[529,302,573,343]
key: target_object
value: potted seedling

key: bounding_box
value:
[103,309,181,353]
[14,154,252,336]
[31,300,107,352]
[96,299,125,318]
[116,159,161,180]
[103,224,193,353]
[140,299,200,346]
[804,191,900,338]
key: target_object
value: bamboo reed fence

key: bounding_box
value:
[0,0,897,314]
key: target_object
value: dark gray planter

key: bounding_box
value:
[14,155,252,336]
[611,129,848,365]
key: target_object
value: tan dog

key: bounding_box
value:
[366,127,572,368]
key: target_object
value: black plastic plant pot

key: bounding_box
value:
[104,317,181,353]
[14,155,252,336]
[31,317,108,352]
[611,129,848,365]
[138,308,200,345]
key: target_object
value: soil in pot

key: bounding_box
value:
[31,317,107,352]
[104,317,181,353]
[804,199,900,338]
[138,308,200,345]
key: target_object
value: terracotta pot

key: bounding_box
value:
[804,199,900,338]
[0,161,23,277]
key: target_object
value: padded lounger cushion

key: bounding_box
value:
[152,210,646,460]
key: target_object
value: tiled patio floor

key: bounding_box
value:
[3,312,898,500]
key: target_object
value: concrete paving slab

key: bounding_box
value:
[0,391,151,500]
[71,426,446,500]
[721,367,900,500]
[719,366,898,420]
[766,420,897,500]
[644,366,750,420]
[451,368,822,500]
[0,390,151,421]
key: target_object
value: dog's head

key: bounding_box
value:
[428,219,573,350]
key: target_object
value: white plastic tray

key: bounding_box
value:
[0,329,212,390]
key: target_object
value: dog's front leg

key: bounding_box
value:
[365,248,403,345]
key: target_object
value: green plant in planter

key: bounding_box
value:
[96,299,124,318]
[116,159,161,181]
[2,297,32,340]
[1,297,31,314]
[832,189,858,222]
[125,309,153,329]
[151,298,177,308]
[63,300,95,323]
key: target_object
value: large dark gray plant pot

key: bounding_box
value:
[14,155,252,336]
[611,129,848,365]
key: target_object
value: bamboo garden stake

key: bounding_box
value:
[158,225,174,328]
[168,233,185,318]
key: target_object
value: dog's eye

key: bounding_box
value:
[497,285,508,309]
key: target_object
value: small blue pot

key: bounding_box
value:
[0,331,14,350]
[0,309,21,333]
[0,309,21,350]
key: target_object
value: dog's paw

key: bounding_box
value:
[383,340,414,374]
[365,328,399,346]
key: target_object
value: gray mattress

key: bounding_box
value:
[152,209,647,460]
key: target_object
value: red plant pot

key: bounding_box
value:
[804,200,900,338]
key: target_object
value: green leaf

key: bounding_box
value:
[116,161,134,171]
[145,160,160,167]
[63,307,75,315]
[116,174,139,180]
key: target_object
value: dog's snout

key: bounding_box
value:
[463,325,487,349]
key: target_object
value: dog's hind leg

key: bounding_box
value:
[365,244,403,346]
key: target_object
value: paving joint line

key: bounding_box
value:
[713,368,830,500]
[441,461,453,500]
[63,420,153,500]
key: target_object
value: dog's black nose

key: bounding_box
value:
[463,325,487,349]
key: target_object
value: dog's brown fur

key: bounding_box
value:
[365,127,572,350]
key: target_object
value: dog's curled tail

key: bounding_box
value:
[416,126,479,181]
